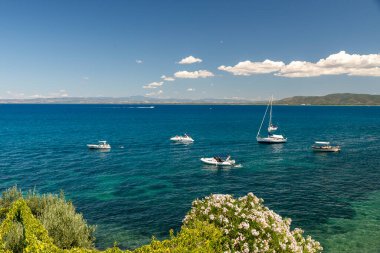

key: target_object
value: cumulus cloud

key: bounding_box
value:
[219,51,380,78]
[143,81,164,89]
[277,51,380,77]
[218,60,285,76]
[178,56,202,64]
[187,88,195,92]
[161,75,175,81]
[136,59,143,64]
[174,70,214,79]
[145,90,163,97]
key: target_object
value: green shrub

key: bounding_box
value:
[0,186,96,251]
[183,193,323,253]
[0,187,323,253]
[133,221,224,253]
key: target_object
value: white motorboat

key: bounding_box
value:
[170,134,194,143]
[257,96,287,144]
[200,156,236,166]
[312,141,340,152]
[87,141,111,149]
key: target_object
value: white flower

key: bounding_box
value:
[238,222,250,230]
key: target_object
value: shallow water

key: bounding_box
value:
[0,104,379,251]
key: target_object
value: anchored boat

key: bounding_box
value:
[257,96,287,144]
[87,141,111,149]
[200,155,236,166]
[170,134,194,143]
[312,141,340,152]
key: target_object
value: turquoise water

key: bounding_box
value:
[0,104,379,251]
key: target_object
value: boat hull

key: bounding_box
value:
[257,137,287,144]
[312,147,340,152]
[170,137,194,142]
[87,144,111,149]
[200,158,235,166]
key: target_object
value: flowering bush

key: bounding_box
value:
[0,187,323,252]
[183,193,322,253]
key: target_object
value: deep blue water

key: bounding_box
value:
[0,104,379,251]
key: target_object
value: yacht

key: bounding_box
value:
[170,134,194,143]
[87,141,111,149]
[312,141,340,152]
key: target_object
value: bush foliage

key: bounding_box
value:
[0,187,322,253]
[183,193,323,253]
[0,186,95,252]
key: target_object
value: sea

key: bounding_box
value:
[0,104,379,252]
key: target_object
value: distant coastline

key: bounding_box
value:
[1,93,379,106]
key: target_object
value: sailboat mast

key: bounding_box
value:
[269,95,273,127]
[257,98,270,137]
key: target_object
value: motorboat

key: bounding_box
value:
[170,134,194,143]
[87,141,111,149]
[256,96,287,144]
[312,141,340,152]
[200,155,236,166]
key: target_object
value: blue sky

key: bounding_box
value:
[0,0,380,100]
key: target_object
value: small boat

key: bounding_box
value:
[87,141,111,149]
[200,155,236,166]
[257,96,287,144]
[312,141,340,152]
[170,134,194,143]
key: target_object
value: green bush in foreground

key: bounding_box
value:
[133,221,223,253]
[0,187,322,252]
[0,187,95,252]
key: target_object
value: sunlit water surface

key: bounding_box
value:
[0,104,379,252]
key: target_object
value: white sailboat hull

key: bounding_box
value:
[256,136,287,144]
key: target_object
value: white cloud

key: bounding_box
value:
[5,90,68,99]
[143,81,164,89]
[174,70,214,79]
[136,59,143,64]
[218,60,285,76]
[219,51,380,78]
[161,75,175,81]
[277,51,380,77]
[145,90,163,97]
[82,76,89,80]
[6,91,25,98]
[178,56,202,64]
[187,88,195,92]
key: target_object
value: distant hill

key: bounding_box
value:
[276,93,380,105]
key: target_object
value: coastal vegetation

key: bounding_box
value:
[276,93,380,105]
[0,187,322,252]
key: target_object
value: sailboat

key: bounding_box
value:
[256,96,287,144]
